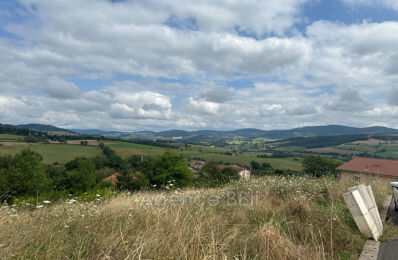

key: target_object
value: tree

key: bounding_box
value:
[64,157,97,192]
[250,161,261,171]
[219,167,240,184]
[0,149,50,196]
[201,161,220,180]
[302,155,342,177]
[201,161,240,185]
[151,151,193,188]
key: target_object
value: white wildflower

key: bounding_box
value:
[43,200,51,204]
[36,205,44,209]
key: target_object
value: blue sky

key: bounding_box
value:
[0,0,398,131]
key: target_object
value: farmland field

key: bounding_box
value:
[0,143,102,164]
[307,147,361,155]
[0,134,22,140]
[109,141,303,171]
[0,139,303,171]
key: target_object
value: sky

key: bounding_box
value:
[0,0,398,131]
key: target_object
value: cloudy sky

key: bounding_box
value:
[1,0,398,131]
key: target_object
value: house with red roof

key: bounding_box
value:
[338,157,398,184]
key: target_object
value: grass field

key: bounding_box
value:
[0,134,22,141]
[307,147,361,155]
[0,143,102,164]
[0,139,303,170]
[1,176,391,259]
[376,145,398,159]
[108,141,303,171]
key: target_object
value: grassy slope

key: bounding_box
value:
[0,176,391,259]
[0,143,102,164]
[0,140,302,170]
[0,134,22,140]
[110,141,302,171]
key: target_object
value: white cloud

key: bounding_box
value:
[388,88,398,106]
[324,89,370,112]
[42,77,80,99]
[188,97,222,115]
[1,1,398,130]
[110,91,172,119]
[0,0,312,80]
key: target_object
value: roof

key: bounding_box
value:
[337,157,398,177]
[103,173,121,185]
[218,164,248,172]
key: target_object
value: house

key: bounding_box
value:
[338,157,398,184]
[103,173,121,186]
[218,165,250,179]
[188,160,206,171]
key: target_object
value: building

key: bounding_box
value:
[103,172,121,186]
[188,160,206,171]
[338,157,398,184]
[218,165,250,179]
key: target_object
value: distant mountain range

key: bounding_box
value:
[11,124,398,144]
[71,129,126,135]
[16,124,76,134]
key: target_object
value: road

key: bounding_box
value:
[378,198,398,260]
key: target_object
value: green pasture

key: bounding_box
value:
[0,134,22,140]
[109,141,302,171]
[0,143,102,164]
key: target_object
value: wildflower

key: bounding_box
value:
[64,225,69,228]
[43,200,51,204]
[169,183,174,187]
[36,205,44,209]
[96,194,101,197]
[67,199,77,204]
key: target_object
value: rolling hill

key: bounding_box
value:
[17,124,76,134]
[6,123,398,145]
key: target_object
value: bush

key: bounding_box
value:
[201,161,240,185]
[64,157,97,192]
[302,155,342,177]
[0,149,50,197]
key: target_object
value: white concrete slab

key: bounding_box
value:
[344,190,381,241]
[348,184,383,235]
[366,185,383,233]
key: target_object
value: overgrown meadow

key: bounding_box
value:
[0,176,391,259]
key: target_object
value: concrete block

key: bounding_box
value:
[344,190,381,241]
[366,185,383,233]
[348,184,383,234]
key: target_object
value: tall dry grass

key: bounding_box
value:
[0,176,391,259]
